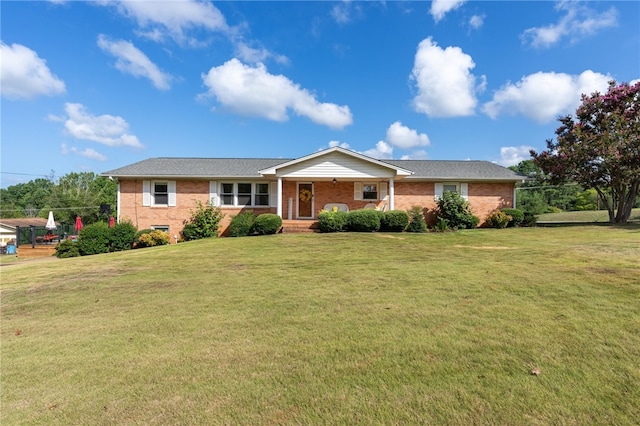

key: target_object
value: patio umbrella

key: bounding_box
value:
[45,211,56,230]
[75,216,83,232]
[109,216,115,227]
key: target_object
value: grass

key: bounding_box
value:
[537,207,640,223]
[2,227,640,424]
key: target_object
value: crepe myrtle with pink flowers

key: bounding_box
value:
[532,81,640,224]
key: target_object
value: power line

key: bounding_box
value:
[0,206,103,213]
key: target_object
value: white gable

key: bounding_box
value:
[259,147,413,179]
[277,151,395,179]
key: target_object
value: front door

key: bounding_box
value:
[297,183,313,218]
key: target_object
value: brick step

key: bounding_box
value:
[281,220,320,233]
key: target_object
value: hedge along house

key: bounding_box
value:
[101,147,526,238]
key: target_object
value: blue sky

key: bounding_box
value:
[1,0,639,187]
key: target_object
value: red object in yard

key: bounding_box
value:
[75,216,83,232]
[109,216,115,227]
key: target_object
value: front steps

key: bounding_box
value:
[281,220,320,233]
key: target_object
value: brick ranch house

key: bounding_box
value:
[101,147,526,239]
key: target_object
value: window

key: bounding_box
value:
[237,183,252,206]
[443,184,458,194]
[255,183,269,206]
[435,182,468,201]
[221,183,234,206]
[153,182,168,205]
[151,225,169,233]
[363,184,378,200]
[219,182,271,207]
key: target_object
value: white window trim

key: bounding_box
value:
[435,182,468,201]
[143,180,176,207]
[354,181,387,201]
[151,225,170,233]
[218,182,273,207]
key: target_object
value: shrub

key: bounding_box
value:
[251,214,282,235]
[77,222,111,256]
[522,212,538,227]
[109,221,137,252]
[380,210,409,232]
[431,217,449,232]
[486,210,512,229]
[54,239,80,258]
[435,191,480,230]
[406,206,427,233]
[318,210,348,233]
[134,229,154,240]
[181,200,224,240]
[136,230,170,248]
[229,211,256,237]
[501,208,524,227]
[346,209,381,232]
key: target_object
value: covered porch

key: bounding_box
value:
[259,147,413,220]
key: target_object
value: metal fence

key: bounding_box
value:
[15,224,76,248]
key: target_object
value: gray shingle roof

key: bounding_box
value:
[102,157,526,181]
[386,160,525,180]
[102,158,293,178]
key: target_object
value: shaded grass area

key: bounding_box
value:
[537,207,640,223]
[2,227,640,424]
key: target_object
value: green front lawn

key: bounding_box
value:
[2,227,639,424]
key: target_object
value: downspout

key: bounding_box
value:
[389,177,395,210]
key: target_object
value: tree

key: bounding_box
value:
[531,81,640,223]
[48,172,117,224]
[0,178,54,218]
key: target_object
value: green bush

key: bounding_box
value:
[77,222,111,255]
[54,239,80,258]
[134,229,154,240]
[486,210,512,229]
[181,200,224,240]
[501,208,524,227]
[109,221,137,251]
[522,212,538,227]
[318,210,348,233]
[251,214,282,235]
[406,206,427,233]
[229,211,256,237]
[380,210,409,232]
[431,217,449,232]
[136,230,170,248]
[435,191,480,230]
[346,209,381,232]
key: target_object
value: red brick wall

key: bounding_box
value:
[393,181,514,225]
[118,179,275,240]
[118,179,515,238]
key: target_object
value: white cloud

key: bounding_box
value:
[410,37,483,118]
[103,0,230,46]
[201,59,353,129]
[430,0,466,22]
[234,41,289,65]
[97,35,172,90]
[497,146,534,167]
[61,144,108,161]
[521,1,617,49]
[328,140,352,149]
[0,42,66,99]
[63,103,143,148]
[386,121,430,149]
[469,14,484,30]
[401,150,429,160]
[483,70,611,123]
[331,1,360,24]
[362,141,393,159]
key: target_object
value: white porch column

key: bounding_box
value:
[389,177,395,210]
[277,177,283,217]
